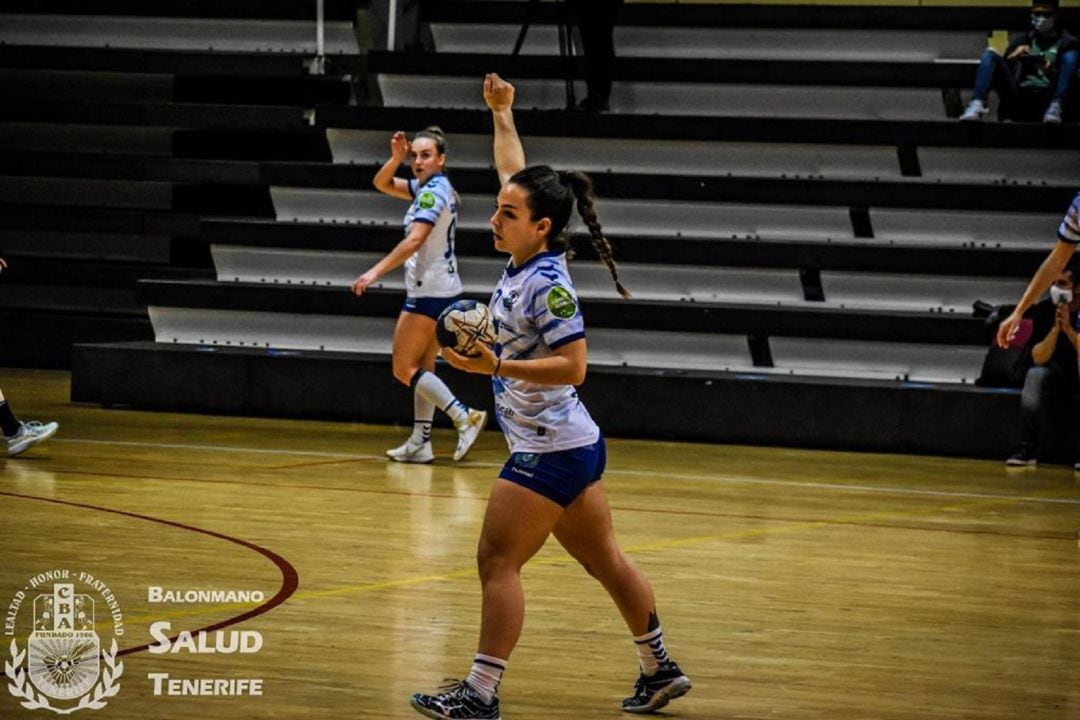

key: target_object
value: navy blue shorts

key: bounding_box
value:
[403,295,463,320]
[498,436,606,508]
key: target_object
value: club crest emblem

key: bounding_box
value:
[5,575,124,713]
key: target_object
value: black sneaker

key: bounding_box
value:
[622,660,692,714]
[410,680,500,719]
[1005,446,1037,467]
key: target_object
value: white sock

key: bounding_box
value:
[465,653,506,704]
[413,370,468,425]
[410,390,435,445]
[634,626,669,675]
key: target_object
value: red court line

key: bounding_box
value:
[33,468,1074,542]
[0,490,300,658]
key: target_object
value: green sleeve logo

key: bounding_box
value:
[417,191,437,210]
[546,286,578,319]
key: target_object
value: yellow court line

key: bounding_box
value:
[275,487,1073,612]
[76,484,1070,643]
[7,460,1072,648]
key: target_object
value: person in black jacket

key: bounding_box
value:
[959,0,1078,123]
[567,0,624,112]
[1006,261,1080,467]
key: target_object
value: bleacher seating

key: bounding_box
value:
[3,0,1079,457]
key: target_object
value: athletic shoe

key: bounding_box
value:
[386,439,435,464]
[959,99,988,121]
[410,680,500,719]
[1005,446,1036,467]
[453,409,487,462]
[622,660,692,714]
[5,421,59,457]
[1043,100,1063,125]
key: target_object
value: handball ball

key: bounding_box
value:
[436,299,497,356]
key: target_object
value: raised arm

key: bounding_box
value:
[483,73,526,186]
[372,131,413,200]
[997,239,1076,347]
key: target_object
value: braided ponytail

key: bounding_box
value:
[507,165,630,299]
[559,171,631,299]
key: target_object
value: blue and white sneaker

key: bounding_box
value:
[622,661,692,714]
[5,421,59,457]
[959,99,988,121]
[410,680,500,719]
[1043,100,1063,125]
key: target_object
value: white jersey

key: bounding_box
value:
[1059,192,1080,244]
[490,250,600,453]
[404,173,462,298]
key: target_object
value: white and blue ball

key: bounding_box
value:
[436,299,496,356]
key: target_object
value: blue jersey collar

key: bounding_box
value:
[416,172,446,188]
[505,248,565,277]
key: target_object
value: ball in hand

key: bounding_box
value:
[436,299,496,357]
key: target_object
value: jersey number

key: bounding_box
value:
[444,212,457,275]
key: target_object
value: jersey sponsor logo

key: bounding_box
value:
[417,191,437,210]
[546,286,578,319]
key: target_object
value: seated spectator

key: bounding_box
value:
[1006,260,1080,467]
[960,0,1078,124]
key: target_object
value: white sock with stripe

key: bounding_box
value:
[410,390,434,445]
[465,653,506,704]
[412,370,468,425]
[634,626,670,676]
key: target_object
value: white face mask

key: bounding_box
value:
[1031,14,1055,33]
[1050,285,1072,305]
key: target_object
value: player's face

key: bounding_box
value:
[409,138,445,182]
[491,183,551,266]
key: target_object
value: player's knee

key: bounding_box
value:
[577,556,600,580]
[476,540,517,581]
[576,548,625,583]
[393,363,417,386]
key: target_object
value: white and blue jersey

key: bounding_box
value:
[490,249,600,454]
[404,173,462,298]
[1059,192,1080,244]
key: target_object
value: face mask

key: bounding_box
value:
[1031,14,1055,33]
[1050,285,1072,305]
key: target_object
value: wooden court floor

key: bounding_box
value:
[1,367,1078,719]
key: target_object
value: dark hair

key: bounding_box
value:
[413,126,447,154]
[507,165,630,299]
